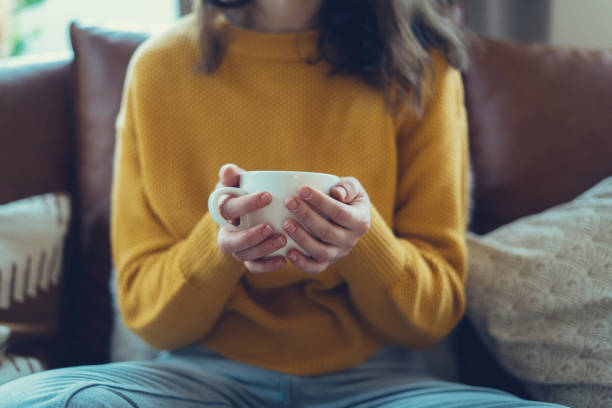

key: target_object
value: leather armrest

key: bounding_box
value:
[0,53,74,204]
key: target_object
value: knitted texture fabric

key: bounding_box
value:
[111,14,469,375]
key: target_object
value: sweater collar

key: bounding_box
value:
[225,22,320,62]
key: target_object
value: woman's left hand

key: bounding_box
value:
[283,177,371,274]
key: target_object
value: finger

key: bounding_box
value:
[245,256,287,274]
[218,194,240,226]
[233,234,287,262]
[295,187,366,232]
[218,223,274,254]
[330,177,361,203]
[220,191,272,221]
[287,249,328,274]
[282,218,340,263]
[283,197,352,246]
[219,163,245,187]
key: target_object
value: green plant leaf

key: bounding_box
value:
[9,0,49,56]
[10,37,27,57]
[15,0,48,14]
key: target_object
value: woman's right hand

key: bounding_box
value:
[215,164,287,273]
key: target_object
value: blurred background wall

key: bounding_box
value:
[549,0,612,48]
[463,0,612,48]
[2,0,611,59]
[0,0,178,58]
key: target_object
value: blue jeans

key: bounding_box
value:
[0,343,566,407]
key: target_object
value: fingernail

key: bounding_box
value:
[289,253,298,262]
[285,197,299,210]
[283,220,296,233]
[275,236,286,248]
[335,186,347,201]
[259,193,271,205]
[300,187,312,199]
[263,224,273,237]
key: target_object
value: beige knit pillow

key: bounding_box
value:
[466,177,612,408]
[0,193,70,384]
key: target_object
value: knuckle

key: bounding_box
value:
[246,261,267,274]
[309,192,321,205]
[344,178,357,194]
[249,228,265,245]
[357,219,370,235]
[303,263,316,274]
[298,207,310,222]
[314,247,330,263]
[312,264,326,274]
[347,176,360,186]
[244,261,258,273]
[320,228,334,243]
[250,194,265,211]
[218,239,231,254]
[340,247,351,259]
[266,236,278,251]
[312,251,325,263]
[335,207,350,222]
[325,248,337,263]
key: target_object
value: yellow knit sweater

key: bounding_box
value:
[111,14,469,376]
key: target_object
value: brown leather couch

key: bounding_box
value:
[1,19,611,399]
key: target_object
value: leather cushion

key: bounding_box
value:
[0,57,72,205]
[68,22,148,365]
[464,38,612,233]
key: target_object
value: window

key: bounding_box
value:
[5,0,180,57]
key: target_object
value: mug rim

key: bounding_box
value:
[242,170,338,178]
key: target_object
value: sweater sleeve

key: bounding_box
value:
[336,56,469,348]
[110,62,244,350]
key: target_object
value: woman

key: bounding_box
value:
[0,0,566,406]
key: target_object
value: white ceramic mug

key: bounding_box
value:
[208,171,340,257]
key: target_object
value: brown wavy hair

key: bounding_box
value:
[192,0,467,113]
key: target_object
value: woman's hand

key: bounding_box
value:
[215,164,287,273]
[282,177,371,274]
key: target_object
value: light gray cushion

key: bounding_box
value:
[109,268,158,362]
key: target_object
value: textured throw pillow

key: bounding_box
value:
[466,177,612,408]
[0,192,70,384]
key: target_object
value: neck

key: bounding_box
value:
[225,0,323,33]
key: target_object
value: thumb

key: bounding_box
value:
[219,163,245,187]
[331,178,358,203]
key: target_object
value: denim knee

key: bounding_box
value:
[0,371,72,408]
[64,384,140,408]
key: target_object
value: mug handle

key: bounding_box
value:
[208,187,248,231]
